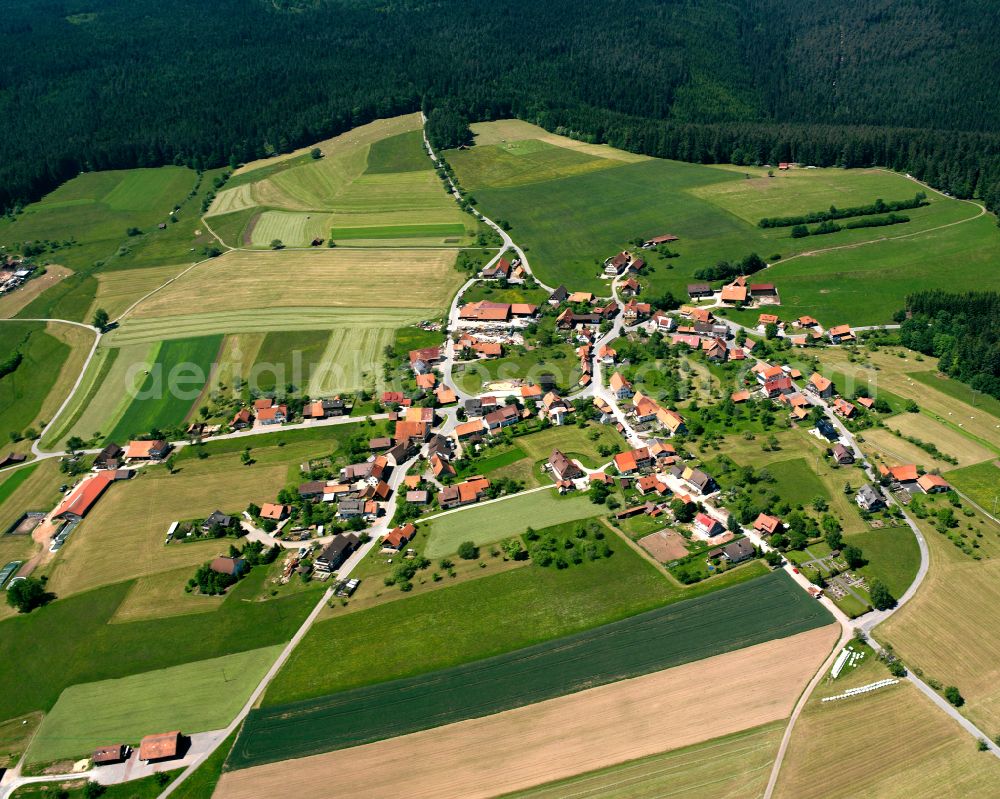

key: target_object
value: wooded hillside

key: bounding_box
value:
[2,0,999,212]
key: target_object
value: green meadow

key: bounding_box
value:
[105,334,222,441]
[26,646,281,763]
[0,322,71,440]
[945,460,1000,513]
[447,122,998,324]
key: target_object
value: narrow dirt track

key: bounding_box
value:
[215,624,839,799]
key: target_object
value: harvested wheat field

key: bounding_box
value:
[88,262,191,320]
[215,624,838,799]
[129,249,459,318]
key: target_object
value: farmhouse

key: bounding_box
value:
[622,299,652,322]
[257,404,288,425]
[917,473,951,493]
[394,420,430,445]
[603,251,632,276]
[548,450,584,482]
[548,285,569,305]
[481,257,511,279]
[484,404,519,431]
[315,533,360,572]
[828,324,856,344]
[92,745,129,766]
[687,283,713,299]
[540,391,572,425]
[124,439,170,461]
[52,471,119,521]
[620,277,641,296]
[94,443,124,470]
[383,523,416,551]
[643,234,679,248]
[749,283,779,302]
[230,409,254,429]
[409,346,443,373]
[438,477,490,509]
[138,731,183,762]
[458,300,511,323]
[435,384,458,405]
[614,447,653,475]
[856,483,886,511]
[454,419,486,441]
[720,277,748,305]
[881,463,919,488]
[609,371,633,399]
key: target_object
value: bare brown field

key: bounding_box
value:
[129,249,459,319]
[774,669,1000,798]
[0,265,71,319]
[638,530,688,561]
[878,514,1000,732]
[215,624,839,799]
[45,465,287,597]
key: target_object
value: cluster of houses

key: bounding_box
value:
[607,374,687,437]
[0,258,34,295]
[686,275,779,308]
[603,250,646,277]
[479,255,528,283]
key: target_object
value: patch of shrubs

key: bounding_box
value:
[524,521,611,568]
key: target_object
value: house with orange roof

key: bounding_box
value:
[828,324,856,344]
[231,409,253,430]
[405,406,434,425]
[431,453,456,478]
[753,513,782,535]
[690,307,714,324]
[257,404,288,425]
[756,364,785,385]
[568,291,594,304]
[763,375,794,397]
[758,313,780,326]
[454,419,486,440]
[437,476,491,509]
[886,464,919,485]
[731,389,751,403]
[458,301,512,323]
[409,347,443,373]
[807,373,834,398]
[541,391,572,425]
[510,303,538,318]
[694,512,724,538]
[435,385,458,405]
[124,439,170,461]
[720,282,748,304]
[796,316,819,328]
[832,398,856,418]
[791,405,810,421]
[260,503,289,521]
[394,420,429,445]
[788,334,808,347]
[416,373,437,390]
[917,473,951,494]
[609,372,633,400]
[857,396,875,409]
[656,407,686,436]
[253,398,274,412]
[637,474,669,496]
[383,523,416,551]
[520,383,543,400]
[52,472,118,521]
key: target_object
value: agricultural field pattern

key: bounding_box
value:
[0,95,998,799]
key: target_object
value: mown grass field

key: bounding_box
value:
[128,249,460,318]
[26,646,281,763]
[0,712,43,769]
[760,457,829,507]
[878,509,1000,732]
[45,463,287,598]
[250,329,330,394]
[10,773,179,799]
[104,334,221,441]
[423,489,603,557]
[502,721,784,799]
[946,460,1000,511]
[774,647,1000,798]
[88,262,190,321]
[0,569,320,722]
[233,571,829,768]
[448,120,998,323]
[307,325,396,394]
[847,526,922,600]
[909,370,1000,421]
[109,565,223,624]
[209,114,473,247]
[265,540,768,707]
[0,322,71,440]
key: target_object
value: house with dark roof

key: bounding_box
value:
[721,538,755,563]
[856,483,885,511]
[315,533,360,571]
[832,443,854,465]
[548,450,583,482]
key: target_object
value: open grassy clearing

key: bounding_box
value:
[878,509,1000,732]
[0,712,43,769]
[44,344,140,449]
[946,460,1000,512]
[105,306,428,346]
[219,626,836,798]
[773,654,1000,798]
[847,526,922,600]
[909,370,1000,421]
[467,118,651,162]
[128,248,459,318]
[424,490,603,557]
[0,322,71,441]
[0,266,71,319]
[109,565,223,624]
[250,329,330,394]
[454,343,581,394]
[0,168,196,273]
[104,334,221,441]
[0,566,321,721]
[26,646,281,764]
[0,460,61,535]
[87,262,190,321]
[365,129,434,174]
[502,722,784,799]
[233,572,830,767]
[448,121,996,322]
[45,464,287,598]
[515,424,626,468]
[760,457,828,506]
[814,348,1000,455]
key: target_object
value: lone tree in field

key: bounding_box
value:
[92,308,109,330]
[7,576,53,613]
[66,435,85,454]
[310,147,322,160]
[270,239,284,250]
[945,685,965,707]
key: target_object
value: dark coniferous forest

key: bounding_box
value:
[2,0,1000,213]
